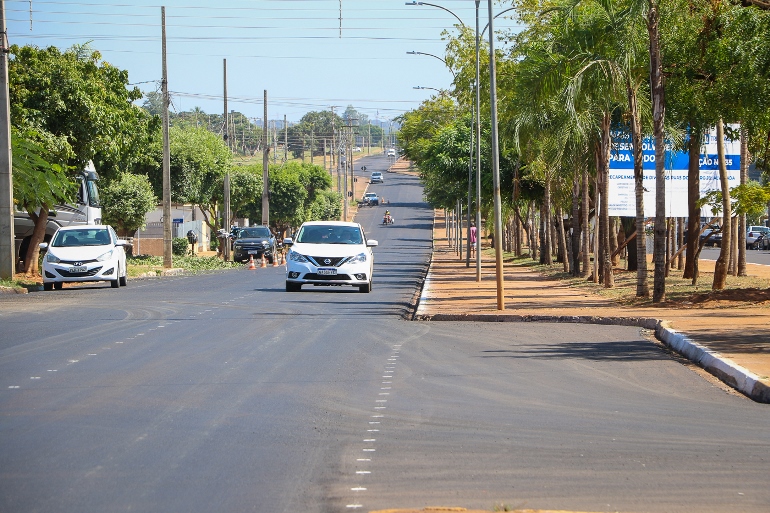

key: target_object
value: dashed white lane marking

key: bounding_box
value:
[30,377,40,380]
[363,439,376,442]
[8,386,19,389]
[351,487,367,491]
[367,429,379,432]
[371,415,384,418]
[357,458,371,462]
[356,471,371,475]
[47,370,57,372]
[346,505,363,509]
[363,448,376,452]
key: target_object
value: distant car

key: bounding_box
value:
[353,147,362,152]
[700,227,722,248]
[746,226,770,249]
[363,192,379,205]
[232,226,277,263]
[39,225,128,291]
[283,221,378,293]
[386,148,396,157]
[370,171,384,183]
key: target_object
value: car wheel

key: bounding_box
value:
[267,252,274,264]
[119,273,127,286]
[111,265,120,288]
[286,281,301,292]
[43,282,53,291]
[54,282,63,290]
[359,281,371,293]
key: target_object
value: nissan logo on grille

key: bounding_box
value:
[324,258,332,265]
[74,262,83,267]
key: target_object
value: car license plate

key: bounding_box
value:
[70,266,87,273]
[248,250,259,254]
[317,268,337,276]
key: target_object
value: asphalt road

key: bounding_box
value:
[2,168,769,513]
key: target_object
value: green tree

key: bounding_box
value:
[9,43,145,274]
[145,125,232,232]
[100,172,158,237]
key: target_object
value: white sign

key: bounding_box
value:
[608,128,740,218]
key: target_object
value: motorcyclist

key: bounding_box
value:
[383,210,393,224]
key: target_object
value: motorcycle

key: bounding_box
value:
[382,213,394,225]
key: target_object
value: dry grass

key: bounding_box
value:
[495,250,770,309]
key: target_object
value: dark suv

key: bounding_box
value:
[232,226,277,263]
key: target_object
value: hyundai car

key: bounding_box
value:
[39,225,128,290]
[283,221,377,293]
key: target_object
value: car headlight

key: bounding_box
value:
[288,250,308,263]
[96,250,114,261]
[262,241,269,246]
[350,252,368,263]
[45,252,61,264]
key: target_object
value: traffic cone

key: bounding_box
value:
[272,252,278,267]
[247,256,256,270]
[278,252,283,266]
[260,254,267,268]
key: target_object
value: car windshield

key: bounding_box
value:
[295,225,363,245]
[52,229,111,247]
[238,228,271,239]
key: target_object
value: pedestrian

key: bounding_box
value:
[470,222,477,256]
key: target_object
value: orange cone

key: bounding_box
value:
[247,256,256,270]
[272,252,278,267]
[260,254,267,268]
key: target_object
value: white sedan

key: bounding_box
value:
[284,221,377,293]
[40,225,129,290]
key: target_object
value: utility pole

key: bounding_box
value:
[487,0,505,310]
[161,6,172,269]
[0,0,14,279]
[222,58,230,261]
[262,90,269,226]
[283,114,287,162]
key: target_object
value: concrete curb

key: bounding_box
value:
[413,311,770,404]
[655,322,770,403]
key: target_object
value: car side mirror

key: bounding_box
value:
[39,242,48,251]
[367,240,378,247]
[283,237,293,247]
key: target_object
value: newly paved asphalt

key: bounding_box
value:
[1,159,769,513]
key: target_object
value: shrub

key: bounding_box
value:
[172,237,190,256]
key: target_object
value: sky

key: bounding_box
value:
[5,0,522,125]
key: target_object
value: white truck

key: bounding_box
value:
[14,162,102,266]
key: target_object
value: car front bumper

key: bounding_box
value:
[42,260,119,284]
[285,260,371,286]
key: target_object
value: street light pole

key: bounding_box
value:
[405,1,465,28]
[406,51,457,80]
[487,0,505,310]
[475,0,482,281]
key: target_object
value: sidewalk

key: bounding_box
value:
[415,211,770,403]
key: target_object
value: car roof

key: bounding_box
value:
[300,221,361,228]
[55,225,111,231]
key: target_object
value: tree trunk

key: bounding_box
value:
[621,217,637,272]
[649,0,667,303]
[738,126,748,276]
[556,206,569,272]
[713,119,731,291]
[610,217,620,266]
[582,169,591,278]
[23,206,50,277]
[571,170,582,276]
[543,176,553,265]
[677,217,684,270]
[628,81,649,296]
[684,126,701,280]
[729,216,738,276]
[599,112,614,288]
